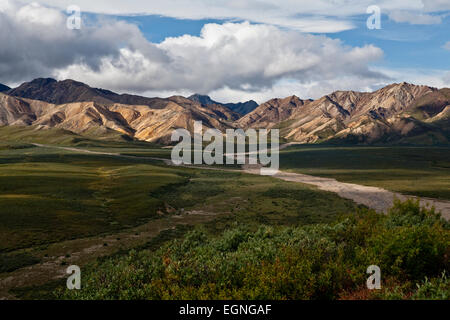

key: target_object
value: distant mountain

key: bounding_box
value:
[240,83,450,145]
[224,101,259,116]
[188,94,218,106]
[7,78,168,108]
[1,78,449,145]
[0,83,10,92]
[188,94,258,116]
[236,95,312,129]
[0,89,239,144]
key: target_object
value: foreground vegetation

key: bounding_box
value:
[1,128,449,300]
[0,138,357,286]
[58,200,449,300]
[281,145,450,200]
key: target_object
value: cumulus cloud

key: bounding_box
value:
[443,41,450,51]
[7,1,449,104]
[55,21,387,99]
[0,1,165,83]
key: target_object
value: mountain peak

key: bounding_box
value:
[188,94,217,105]
[30,78,57,85]
[286,95,302,103]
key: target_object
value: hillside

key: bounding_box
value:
[1,79,449,145]
[240,83,449,144]
[0,92,238,143]
[236,95,312,129]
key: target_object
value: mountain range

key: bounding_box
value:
[0,78,449,145]
[241,83,450,144]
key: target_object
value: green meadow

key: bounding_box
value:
[280,145,450,200]
[0,127,448,300]
[0,144,359,253]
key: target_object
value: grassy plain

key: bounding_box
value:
[0,129,361,298]
[1,126,449,300]
[280,145,450,200]
[0,144,358,253]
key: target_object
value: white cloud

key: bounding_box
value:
[443,71,450,84]
[422,0,450,12]
[208,77,389,104]
[443,41,450,50]
[54,21,387,100]
[0,1,161,83]
[210,66,450,103]
[1,1,448,104]
[373,67,450,89]
[16,1,64,26]
[388,10,442,24]
[36,0,449,31]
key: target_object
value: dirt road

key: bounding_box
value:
[244,167,450,220]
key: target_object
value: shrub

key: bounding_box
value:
[57,200,449,300]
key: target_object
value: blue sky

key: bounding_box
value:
[329,14,450,70]
[118,15,227,43]
[114,13,450,70]
[1,1,449,102]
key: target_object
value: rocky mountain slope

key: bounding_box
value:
[236,95,313,129]
[1,79,449,145]
[240,83,449,144]
[0,92,238,143]
[188,94,258,116]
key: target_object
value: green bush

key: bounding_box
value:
[56,200,449,300]
[364,225,448,280]
[372,272,450,300]
[412,272,449,300]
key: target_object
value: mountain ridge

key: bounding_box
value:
[1,79,449,145]
[269,83,449,144]
[0,91,239,144]
[7,78,169,108]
